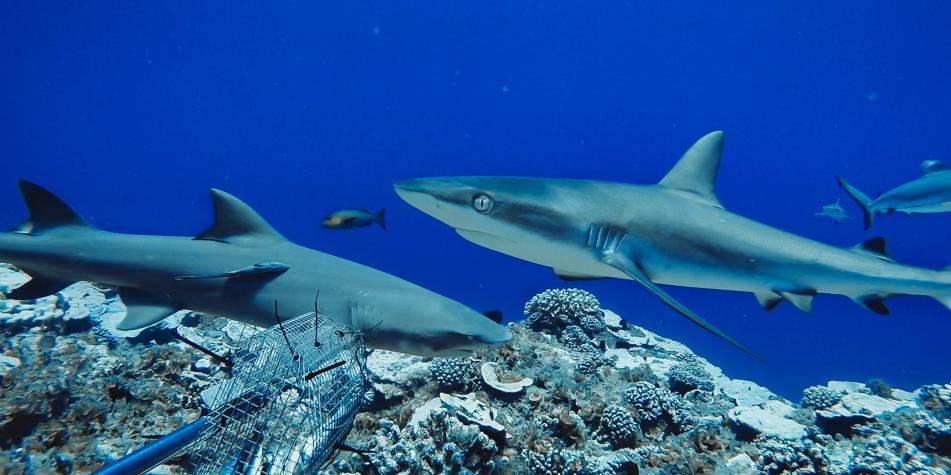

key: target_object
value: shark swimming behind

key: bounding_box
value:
[0,181,510,357]
[837,160,951,229]
[395,131,951,359]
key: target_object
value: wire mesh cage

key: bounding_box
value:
[187,312,368,474]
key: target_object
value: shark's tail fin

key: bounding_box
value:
[374,208,386,230]
[836,176,874,229]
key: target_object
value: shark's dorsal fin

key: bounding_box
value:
[659,131,725,208]
[195,189,285,243]
[850,237,893,261]
[12,180,91,234]
[921,160,948,175]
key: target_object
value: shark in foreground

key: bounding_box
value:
[838,160,951,229]
[0,181,510,357]
[395,131,951,359]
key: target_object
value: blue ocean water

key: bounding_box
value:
[1,2,949,399]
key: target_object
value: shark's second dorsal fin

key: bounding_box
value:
[850,237,893,261]
[195,189,286,243]
[921,160,948,175]
[12,180,91,234]
[658,131,725,208]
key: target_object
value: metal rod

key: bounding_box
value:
[92,418,207,475]
[167,328,233,368]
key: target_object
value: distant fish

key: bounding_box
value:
[321,208,386,230]
[838,160,951,229]
[814,199,852,223]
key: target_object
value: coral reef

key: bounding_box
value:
[1,272,950,474]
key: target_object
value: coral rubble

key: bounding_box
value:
[2,270,950,474]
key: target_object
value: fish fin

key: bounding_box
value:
[4,273,73,300]
[921,160,948,175]
[375,208,387,230]
[850,237,894,261]
[601,251,761,360]
[853,295,891,315]
[194,189,286,243]
[658,131,725,208]
[933,295,951,312]
[835,176,874,229]
[553,268,608,281]
[12,180,92,234]
[777,290,816,313]
[116,287,180,330]
[481,310,503,324]
[754,291,783,311]
[173,261,290,280]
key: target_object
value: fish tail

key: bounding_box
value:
[375,208,386,230]
[836,176,874,229]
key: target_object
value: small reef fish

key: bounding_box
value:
[837,160,951,229]
[321,209,386,230]
[0,182,509,357]
[814,199,852,223]
[396,131,951,360]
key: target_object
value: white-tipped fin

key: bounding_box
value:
[659,131,725,208]
[195,189,285,243]
[921,160,948,175]
[754,291,783,311]
[778,290,815,313]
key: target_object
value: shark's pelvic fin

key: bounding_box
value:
[195,189,286,244]
[835,176,874,229]
[600,251,761,360]
[4,273,73,300]
[753,290,783,311]
[850,237,893,262]
[777,290,816,313]
[12,180,91,234]
[921,160,948,175]
[172,261,290,281]
[553,268,607,281]
[658,131,725,208]
[116,287,180,330]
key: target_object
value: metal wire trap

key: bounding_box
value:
[93,311,368,475]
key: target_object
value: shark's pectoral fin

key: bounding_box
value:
[777,290,816,313]
[116,287,180,330]
[173,262,290,281]
[553,268,608,281]
[600,251,761,360]
[753,291,783,311]
[194,189,286,244]
[4,273,73,300]
[853,295,891,315]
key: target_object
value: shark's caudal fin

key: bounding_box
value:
[11,180,92,234]
[195,189,286,244]
[659,131,725,208]
[835,176,874,229]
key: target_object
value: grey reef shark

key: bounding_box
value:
[814,199,852,224]
[0,181,510,357]
[395,131,951,360]
[838,159,951,229]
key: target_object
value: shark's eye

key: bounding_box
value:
[472,194,494,213]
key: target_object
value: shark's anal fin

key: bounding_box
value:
[658,131,725,208]
[116,287,180,330]
[4,273,73,300]
[173,262,290,281]
[194,189,286,244]
[553,268,607,281]
[600,251,761,361]
[853,295,891,315]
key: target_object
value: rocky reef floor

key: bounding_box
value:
[1,265,949,474]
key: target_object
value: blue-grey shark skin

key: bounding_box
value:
[0,181,510,357]
[837,159,951,229]
[394,131,951,359]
